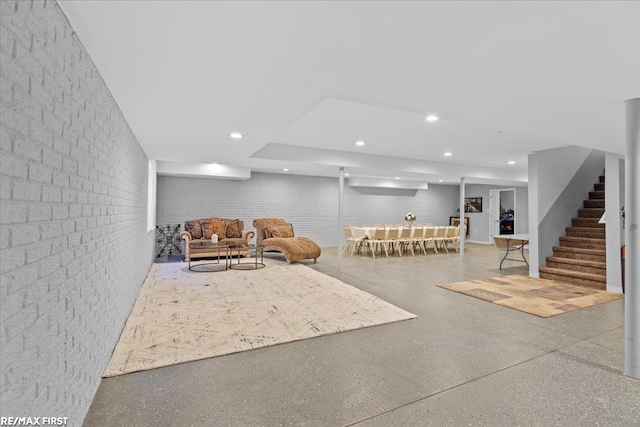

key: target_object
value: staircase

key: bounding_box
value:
[539,175,606,290]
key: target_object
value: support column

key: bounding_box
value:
[338,168,345,267]
[460,177,466,260]
[605,153,624,293]
[625,98,640,379]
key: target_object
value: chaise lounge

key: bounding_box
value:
[253,218,321,264]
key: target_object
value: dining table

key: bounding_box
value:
[350,226,379,240]
[350,225,418,240]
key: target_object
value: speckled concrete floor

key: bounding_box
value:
[83,244,638,426]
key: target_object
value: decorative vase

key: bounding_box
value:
[211,234,218,244]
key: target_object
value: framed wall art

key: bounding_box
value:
[464,197,483,213]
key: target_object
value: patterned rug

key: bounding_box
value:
[104,259,416,377]
[437,275,622,318]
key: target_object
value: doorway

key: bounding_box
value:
[489,188,516,244]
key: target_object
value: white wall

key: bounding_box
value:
[156,173,460,247]
[528,146,606,276]
[464,185,529,243]
[0,2,155,424]
[605,154,625,293]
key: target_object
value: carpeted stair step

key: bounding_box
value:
[545,257,606,276]
[589,191,605,200]
[594,182,605,191]
[583,199,605,209]
[572,218,605,228]
[539,267,606,290]
[578,208,605,218]
[599,175,605,183]
[566,227,605,239]
[552,246,606,263]
[558,236,606,250]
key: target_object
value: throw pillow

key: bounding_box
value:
[185,221,203,239]
[210,219,227,239]
[264,226,274,239]
[226,219,242,238]
[200,221,214,239]
[270,223,294,238]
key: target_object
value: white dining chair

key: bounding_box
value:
[398,226,413,256]
[386,227,400,256]
[423,227,437,254]
[436,227,451,253]
[410,226,425,255]
[343,226,364,256]
[362,227,387,258]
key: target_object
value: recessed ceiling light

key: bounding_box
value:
[444,152,452,157]
[395,177,400,180]
[355,140,365,146]
[508,161,516,165]
[344,173,350,176]
[229,132,243,139]
[283,168,289,172]
[438,179,443,183]
[426,115,439,122]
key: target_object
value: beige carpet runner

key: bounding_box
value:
[437,275,622,318]
[104,259,416,377]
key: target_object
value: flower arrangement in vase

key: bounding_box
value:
[404,212,416,227]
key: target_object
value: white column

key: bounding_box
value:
[459,177,465,260]
[338,168,345,264]
[527,153,540,277]
[625,98,640,379]
[605,153,624,293]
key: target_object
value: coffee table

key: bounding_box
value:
[188,241,233,272]
[229,244,265,270]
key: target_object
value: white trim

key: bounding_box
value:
[147,160,157,232]
[466,240,492,245]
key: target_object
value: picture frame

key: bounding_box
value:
[464,197,483,213]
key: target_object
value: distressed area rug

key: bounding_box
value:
[437,275,622,318]
[104,259,416,377]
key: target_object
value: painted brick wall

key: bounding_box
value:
[0,1,155,424]
[157,173,460,247]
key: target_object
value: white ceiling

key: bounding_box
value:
[58,1,639,184]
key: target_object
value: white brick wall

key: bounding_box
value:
[0,1,154,424]
[157,173,460,247]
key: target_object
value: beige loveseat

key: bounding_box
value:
[180,217,254,261]
[253,218,321,264]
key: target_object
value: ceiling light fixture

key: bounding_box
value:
[283,168,289,172]
[444,152,452,157]
[438,179,443,183]
[395,177,400,180]
[355,140,365,146]
[229,132,243,139]
[344,173,350,176]
[426,115,439,122]
[508,161,516,165]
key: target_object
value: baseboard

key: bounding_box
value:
[466,240,491,245]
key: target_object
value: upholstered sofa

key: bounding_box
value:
[180,217,254,261]
[253,218,321,264]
